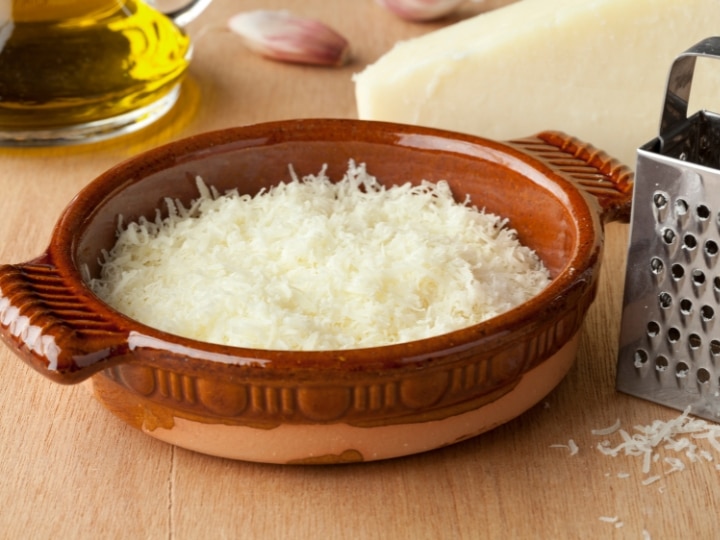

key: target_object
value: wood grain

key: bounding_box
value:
[1,1,718,538]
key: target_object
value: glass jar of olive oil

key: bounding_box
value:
[0,0,211,145]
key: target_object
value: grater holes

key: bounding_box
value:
[688,333,702,350]
[697,204,711,221]
[632,194,720,392]
[671,263,685,280]
[662,228,676,245]
[705,240,719,257]
[692,269,706,286]
[652,192,670,223]
[647,321,661,337]
[675,198,689,216]
[653,192,669,210]
[675,362,690,378]
[682,234,698,251]
[634,349,649,368]
[650,257,664,275]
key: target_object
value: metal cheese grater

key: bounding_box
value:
[617,37,720,421]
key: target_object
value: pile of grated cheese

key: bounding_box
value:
[89,161,551,351]
[551,406,720,487]
[593,407,720,485]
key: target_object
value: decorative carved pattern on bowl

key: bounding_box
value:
[99,299,588,426]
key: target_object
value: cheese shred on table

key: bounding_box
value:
[89,161,550,351]
[594,406,720,475]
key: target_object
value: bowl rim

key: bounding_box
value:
[47,118,600,372]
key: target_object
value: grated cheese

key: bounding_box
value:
[90,161,551,351]
[550,439,579,456]
[567,439,579,456]
[641,475,661,486]
[593,406,720,483]
[663,456,685,474]
[590,418,621,436]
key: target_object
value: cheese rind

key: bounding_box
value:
[354,0,720,168]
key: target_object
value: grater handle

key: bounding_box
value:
[508,131,634,224]
[659,36,720,144]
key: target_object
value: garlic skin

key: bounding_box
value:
[228,10,350,67]
[375,0,467,21]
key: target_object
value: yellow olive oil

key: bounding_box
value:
[0,0,191,129]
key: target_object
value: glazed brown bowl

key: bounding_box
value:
[0,119,632,464]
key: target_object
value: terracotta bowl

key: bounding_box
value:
[0,119,633,464]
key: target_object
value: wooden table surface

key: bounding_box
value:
[1,1,718,538]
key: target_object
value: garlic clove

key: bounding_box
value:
[228,10,350,67]
[375,0,467,21]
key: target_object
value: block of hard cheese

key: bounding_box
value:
[354,0,720,168]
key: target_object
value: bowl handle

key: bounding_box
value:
[0,259,130,384]
[508,131,634,224]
